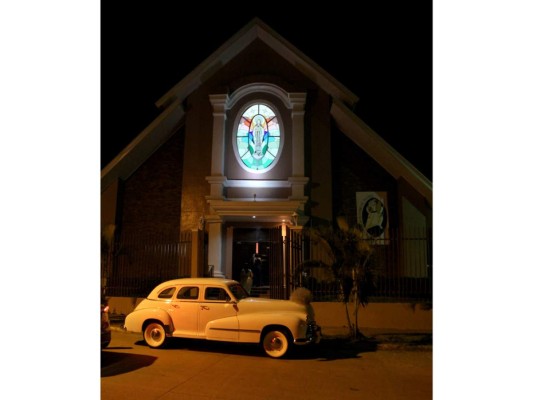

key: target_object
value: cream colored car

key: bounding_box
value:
[124,277,321,358]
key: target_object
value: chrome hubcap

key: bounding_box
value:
[270,336,282,350]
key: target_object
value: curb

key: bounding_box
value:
[321,334,432,351]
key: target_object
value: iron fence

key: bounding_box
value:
[102,231,193,298]
[296,227,432,303]
[101,227,431,302]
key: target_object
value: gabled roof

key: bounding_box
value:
[102,18,432,207]
[155,18,359,111]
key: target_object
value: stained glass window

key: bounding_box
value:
[235,103,281,172]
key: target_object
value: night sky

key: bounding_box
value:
[101,3,432,179]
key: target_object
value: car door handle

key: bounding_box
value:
[200,305,210,310]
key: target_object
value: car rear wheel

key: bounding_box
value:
[262,329,291,358]
[144,322,166,348]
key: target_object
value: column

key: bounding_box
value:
[207,218,225,278]
[207,94,229,198]
[289,93,307,177]
[288,93,308,200]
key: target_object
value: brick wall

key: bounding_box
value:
[120,127,185,240]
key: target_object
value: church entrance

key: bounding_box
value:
[228,224,299,299]
[232,228,272,297]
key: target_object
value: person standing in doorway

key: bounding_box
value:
[243,267,253,294]
[252,253,262,287]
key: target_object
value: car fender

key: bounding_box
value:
[236,312,306,342]
[124,308,174,333]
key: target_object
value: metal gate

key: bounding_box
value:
[267,226,304,299]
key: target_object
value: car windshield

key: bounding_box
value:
[228,283,249,300]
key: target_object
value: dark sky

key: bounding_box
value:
[101,2,432,179]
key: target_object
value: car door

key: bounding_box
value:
[168,285,200,338]
[198,286,238,341]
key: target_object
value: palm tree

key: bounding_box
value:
[307,216,374,340]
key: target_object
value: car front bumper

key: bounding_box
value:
[294,322,321,345]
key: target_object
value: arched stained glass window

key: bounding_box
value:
[235,103,282,173]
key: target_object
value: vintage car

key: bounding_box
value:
[124,277,321,358]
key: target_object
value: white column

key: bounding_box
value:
[288,177,309,200]
[208,94,229,198]
[288,93,308,200]
[207,218,225,278]
[206,176,227,199]
[282,223,287,298]
[289,93,307,177]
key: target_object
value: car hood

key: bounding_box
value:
[237,297,315,320]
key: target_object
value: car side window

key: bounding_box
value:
[177,286,199,300]
[158,287,176,299]
[205,287,229,301]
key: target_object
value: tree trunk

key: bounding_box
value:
[354,297,362,340]
[353,291,367,341]
[344,301,355,338]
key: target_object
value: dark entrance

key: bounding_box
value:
[232,227,280,297]
[232,225,299,299]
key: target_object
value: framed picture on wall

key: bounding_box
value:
[356,192,389,243]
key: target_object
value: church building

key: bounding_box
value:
[101,18,432,305]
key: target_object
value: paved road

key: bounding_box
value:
[102,330,432,400]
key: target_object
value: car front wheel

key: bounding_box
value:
[262,329,291,358]
[143,322,167,348]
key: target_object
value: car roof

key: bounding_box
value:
[158,277,237,286]
[148,277,238,295]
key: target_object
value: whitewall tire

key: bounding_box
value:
[262,329,291,358]
[143,322,167,348]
